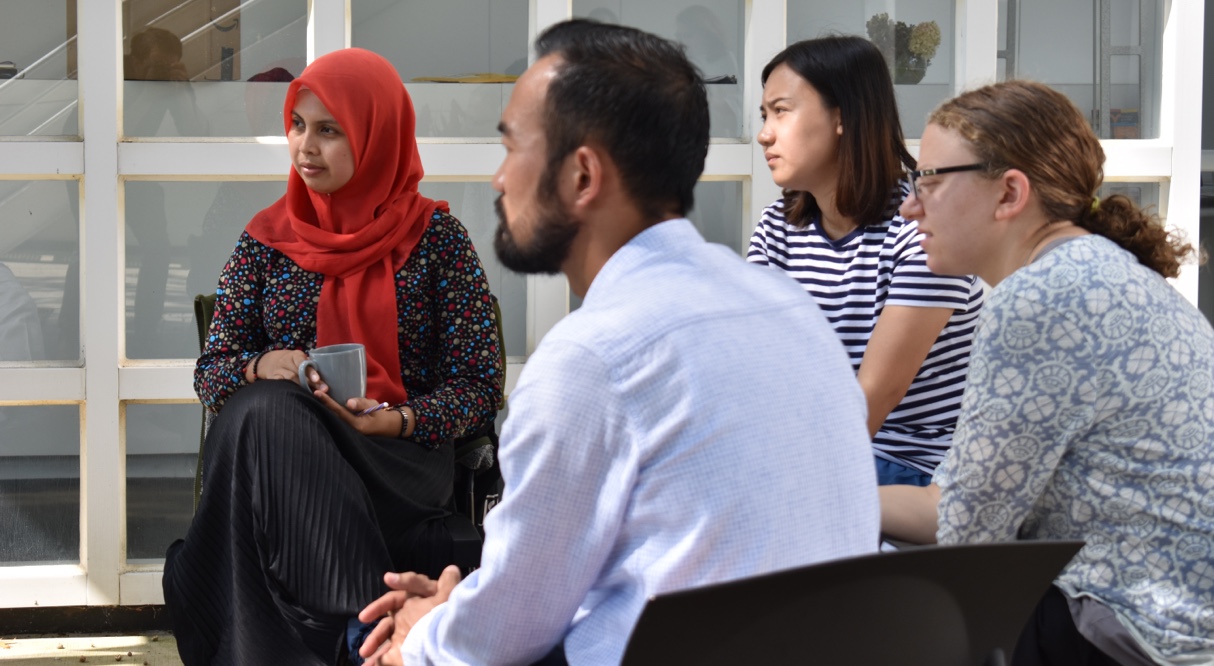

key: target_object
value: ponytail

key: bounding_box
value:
[1078,194,1197,278]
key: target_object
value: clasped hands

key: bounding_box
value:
[356,565,463,664]
[250,349,406,438]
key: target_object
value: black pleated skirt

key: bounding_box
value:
[163,380,454,665]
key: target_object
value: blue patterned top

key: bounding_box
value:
[935,234,1214,661]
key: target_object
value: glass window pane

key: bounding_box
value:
[1098,181,1159,210]
[1109,55,1141,138]
[123,0,307,138]
[125,180,286,360]
[998,0,1162,139]
[570,180,744,310]
[125,181,522,360]
[0,405,80,564]
[573,1,746,139]
[688,181,746,254]
[352,0,529,138]
[788,0,954,139]
[0,1,78,137]
[126,403,197,562]
[1109,0,1141,47]
[0,181,80,363]
[417,183,526,358]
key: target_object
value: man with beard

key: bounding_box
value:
[355,19,880,666]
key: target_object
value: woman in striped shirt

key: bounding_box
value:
[748,35,983,486]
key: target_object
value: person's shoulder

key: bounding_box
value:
[233,230,276,257]
[523,316,616,385]
[1064,235,1193,310]
[1024,234,1113,281]
[879,180,911,220]
[423,208,469,236]
[757,199,790,227]
[414,209,480,256]
[992,237,1102,312]
[629,241,818,326]
[888,210,917,233]
[884,199,919,237]
[730,248,827,304]
[879,209,927,261]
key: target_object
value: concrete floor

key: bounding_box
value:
[0,633,181,665]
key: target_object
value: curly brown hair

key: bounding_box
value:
[929,80,1196,278]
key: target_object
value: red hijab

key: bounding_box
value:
[246,48,447,405]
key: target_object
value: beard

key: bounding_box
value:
[493,187,580,276]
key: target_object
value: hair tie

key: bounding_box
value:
[1090,196,1101,214]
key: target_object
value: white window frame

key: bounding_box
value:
[0,0,1203,607]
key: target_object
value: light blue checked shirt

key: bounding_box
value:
[402,219,880,665]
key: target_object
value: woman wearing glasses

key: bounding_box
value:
[749,36,983,486]
[882,80,1214,665]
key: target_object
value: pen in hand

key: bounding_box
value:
[357,401,390,416]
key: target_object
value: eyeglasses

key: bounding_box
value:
[908,163,986,199]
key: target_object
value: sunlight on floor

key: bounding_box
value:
[0,633,181,665]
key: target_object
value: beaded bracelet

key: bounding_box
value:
[250,352,265,381]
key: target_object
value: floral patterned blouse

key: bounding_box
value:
[195,210,503,447]
[935,235,1214,660]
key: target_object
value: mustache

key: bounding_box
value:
[493,195,511,244]
[494,194,507,227]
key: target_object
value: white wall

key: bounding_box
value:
[352,0,529,79]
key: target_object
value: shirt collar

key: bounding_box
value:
[581,218,700,305]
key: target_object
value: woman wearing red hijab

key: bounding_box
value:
[162,49,502,665]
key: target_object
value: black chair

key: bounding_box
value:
[450,297,506,535]
[192,292,217,512]
[620,540,1084,666]
[192,292,507,572]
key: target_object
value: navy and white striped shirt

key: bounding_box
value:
[747,186,983,473]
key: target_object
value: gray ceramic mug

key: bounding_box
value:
[298,343,367,404]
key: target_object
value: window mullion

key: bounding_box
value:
[78,0,123,606]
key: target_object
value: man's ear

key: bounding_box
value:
[994,168,1032,222]
[566,145,604,212]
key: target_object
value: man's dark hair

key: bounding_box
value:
[534,19,709,221]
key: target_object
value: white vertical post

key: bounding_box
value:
[78,0,122,605]
[1162,0,1204,304]
[308,0,348,62]
[956,0,999,92]
[532,0,572,44]
[525,0,573,353]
